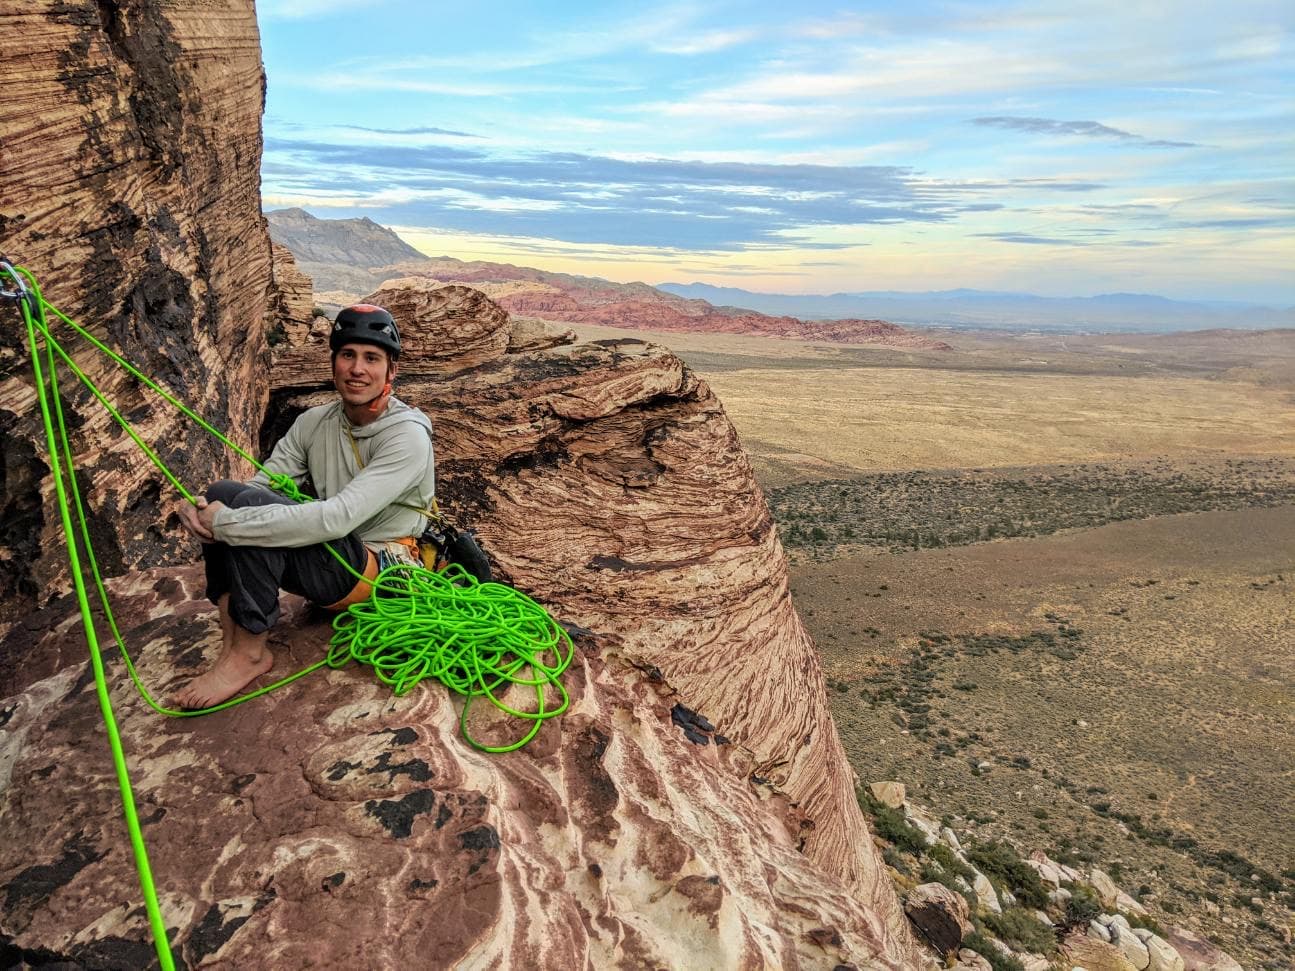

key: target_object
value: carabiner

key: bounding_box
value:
[1,259,30,300]
[0,260,37,319]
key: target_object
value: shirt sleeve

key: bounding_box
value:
[248,413,310,488]
[212,421,431,547]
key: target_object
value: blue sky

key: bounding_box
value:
[258,1,1294,303]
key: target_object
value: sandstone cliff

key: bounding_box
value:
[0,0,275,611]
[0,5,927,968]
[1,280,925,968]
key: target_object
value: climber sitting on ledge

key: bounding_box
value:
[174,304,436,708]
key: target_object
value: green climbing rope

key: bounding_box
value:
[5,263,177,971]
[328,563,572,752]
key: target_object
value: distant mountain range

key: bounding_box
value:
[266,207,426,295]
[263,208,950,349]
[265,208,1292,335]
[658,283,1294,334]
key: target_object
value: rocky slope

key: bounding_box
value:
[861,782,1245,971]
[0,7,927,968]
[1,281,925,969]
[263,209,951,350]
[0,0,275,611]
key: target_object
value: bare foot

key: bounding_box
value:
[174,647,274,709]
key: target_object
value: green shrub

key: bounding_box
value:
[1063,885,1102,928]
[929,843,977,883]
[1124,909,1164,936]
[882,846,911,875]
[963,928,1026,971]
[965,841,1050,910]
[980,907,1057,955]
[857,789,928,855]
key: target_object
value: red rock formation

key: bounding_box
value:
[0,6,928,967]
[1,284,926,967]
[265,243,315,347]
[374,258,952,350]
[0,0,276,610]
[0,565,916,968]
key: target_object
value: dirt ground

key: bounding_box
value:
[568,320,1295,968]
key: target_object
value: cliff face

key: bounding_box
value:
[0,0,273,610]
[0,6,926,968]
[0,283,923,967]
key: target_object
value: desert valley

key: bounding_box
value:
[267,208,1295,969]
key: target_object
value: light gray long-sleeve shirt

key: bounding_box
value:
[211,396,436,549]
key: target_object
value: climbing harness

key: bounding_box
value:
[0,261,576,966]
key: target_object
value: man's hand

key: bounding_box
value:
[178,497,220,543]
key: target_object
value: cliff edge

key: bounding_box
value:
[0,4,924,968]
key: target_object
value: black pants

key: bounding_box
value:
[202,480,368,634]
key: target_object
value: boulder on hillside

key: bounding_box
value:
[1089,866,1121,908]
[1064,929,1140,971]
[870,781,906,809]
[904,882,972,955]
[1161,927,1242,971]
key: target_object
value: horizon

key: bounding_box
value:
[257,1,1294,304]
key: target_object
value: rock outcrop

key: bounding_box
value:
[0,565,911,969]
[264,243,315,347]
[1,281,924,967]
[0,0,277,613]
[904,883,972,956]
[0,6,925,967]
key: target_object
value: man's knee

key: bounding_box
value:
[207,480,293,509]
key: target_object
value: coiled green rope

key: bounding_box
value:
[329,563,572,752]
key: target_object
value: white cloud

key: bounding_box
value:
[652,28,761,55]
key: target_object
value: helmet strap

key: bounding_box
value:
[365,381,393,414]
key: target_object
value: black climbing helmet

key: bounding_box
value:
[330,304,401,360]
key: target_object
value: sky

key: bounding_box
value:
[257,0,1294,303]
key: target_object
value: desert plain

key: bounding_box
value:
[569,320,1295,969]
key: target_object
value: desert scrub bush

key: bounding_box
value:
[856,789,927,855]
[1124,910,1164,936]
[963,927,1026,971]
[882,846,911,875]
[980,907,1057,955]
[1062,884,1102,929]
[966,841,1050,910]
[928,843,977,883]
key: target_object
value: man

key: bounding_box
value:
[175,304,436,708]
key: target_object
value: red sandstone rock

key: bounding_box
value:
[0,6,929,967]
[362,258,952,350]
[0,0,276,610]
[266,243,315,349]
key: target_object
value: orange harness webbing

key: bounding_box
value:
[323,547,380,611]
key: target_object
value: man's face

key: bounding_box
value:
[333,342,396,406]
